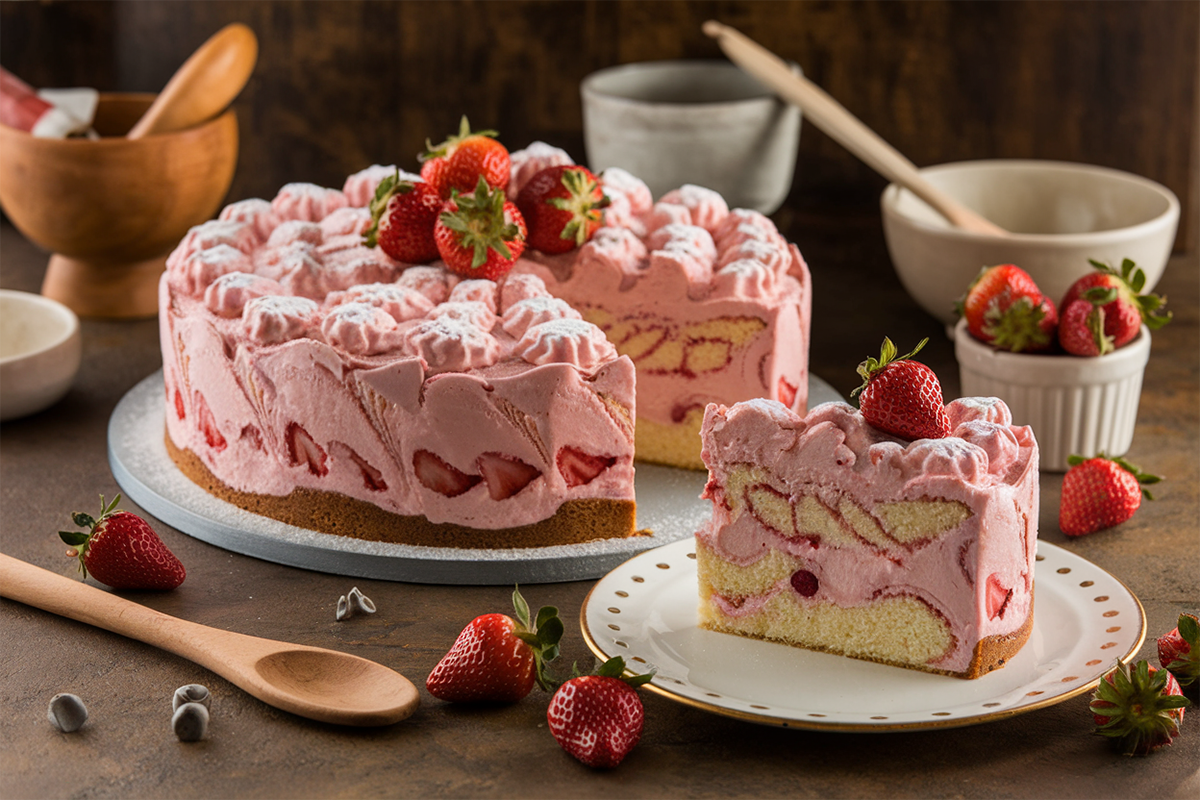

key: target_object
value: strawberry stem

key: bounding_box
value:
[851,337,928,398]
[58,493,123,579]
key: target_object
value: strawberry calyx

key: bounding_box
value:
[510,585,565,692]
[1066,453,1162,500]
[1160,613,1200,689]
[548,168,611,248]
[1090,660,1190,756]
[981,294,1054,352]
[58,493,122,580]
[850,337,928,399]
[1086,258,1172,330]
[440,176,522,269]
[422,115,499,162]
[363,168,418,248]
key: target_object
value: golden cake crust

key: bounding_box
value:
[167,432,636,549]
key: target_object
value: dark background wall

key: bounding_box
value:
[2,0,1197,250]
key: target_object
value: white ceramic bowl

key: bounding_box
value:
[0,289,82,421]
[882,160,1180,327]
[954,319,1150,472]
[581,60,802,213]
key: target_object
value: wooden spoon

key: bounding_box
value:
[0,553,419,726]
[703,20,1008,236]
[127,22,258,140]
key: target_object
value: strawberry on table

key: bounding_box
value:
[956,263,1058,352]
[362,169,443,264]
[434,176,527,281]
[1058,295,1115,357]
[1158,613,1200,701]
[426,586,563,703]
[546,656,654,769]
[851,337,950,441]
[422,116,511,199]
[1090,660,1190,756]
[516,165,609,254]
[1059,453,1160,536]
[59,494,185,590]
[1060,258,1171,350]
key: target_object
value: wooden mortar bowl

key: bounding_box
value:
[0,93,238,318]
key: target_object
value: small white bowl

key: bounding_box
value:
[882,160,1180,327]
[1,289,82,421]
[580,60,802,213]
[954,319,1150,472]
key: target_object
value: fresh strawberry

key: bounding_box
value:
[1090,660,1190,756]
[1059,453,1160,536]
[1058,296,1113,357]
[362,169,442,264]
[1158,613,1200,700]
[516,165,609,254]
[556,446,616,488]
[286,422,328,477]
[419,157,449,197]
[1061,258,1172,349]
[434,177,527,280]
[413,449,481,497]
[475,452,541,500]
[426,586,563,703]
[59,494,186,590]
[956,264,1058,352]
[422,116,510,199]
[547,656,654,768]
[851,337,950,441]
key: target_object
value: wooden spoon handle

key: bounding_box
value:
[703,21,1007,236]
[0,553,256,667]
[127,22,258,140]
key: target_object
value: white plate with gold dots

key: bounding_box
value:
[581,538,1146,731]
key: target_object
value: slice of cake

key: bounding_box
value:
[507,145,811,471]
[159,176,636,549]
[696,397,1038,678]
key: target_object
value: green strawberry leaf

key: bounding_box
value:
[58,530,89,546]
[1178,613,1199,643]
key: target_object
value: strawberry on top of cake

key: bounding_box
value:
[695,340,1039,678]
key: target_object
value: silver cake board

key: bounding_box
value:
[108,371,841,585]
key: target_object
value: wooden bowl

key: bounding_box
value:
[0,93,239,318]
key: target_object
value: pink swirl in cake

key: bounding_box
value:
[205,272,286,318]
[271,182,350,223]
[501,296,581,338]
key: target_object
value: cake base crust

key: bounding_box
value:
[167,433,637,549]
[697,590,1034,680]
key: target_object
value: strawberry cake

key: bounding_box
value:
[508,144,812,470]
[159,173,637,548]
[695,397,1039,678]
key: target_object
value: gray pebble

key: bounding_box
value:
[337,586,377,620]
[47,693,88,732]
[172,684,211,712]
[172,702,209,742]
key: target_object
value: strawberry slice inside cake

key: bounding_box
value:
[696,397,1038,678]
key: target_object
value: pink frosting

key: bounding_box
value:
[205,272,285,318]
[319,206,374,238]
[499,273,552,311]
[322,302,405,356]
[501,296,581,338]
[395,266,453,305]
[342,164,419,208]
[598,167,653,214]
[169,244,253,298]
[697,398,1039,673]
[431,300,497,331]
[271,182,350,223]
[219,199,279,242]
[516,318,617,371]
[447,279,499,313]
[328,283,434,322]
[405,316,501,373]
[243,296,321,345]
[658,185,729,231]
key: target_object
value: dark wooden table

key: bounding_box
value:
[2,209,1197,799]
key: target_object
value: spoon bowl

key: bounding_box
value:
[0,553,419,726]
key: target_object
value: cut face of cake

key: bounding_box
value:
[160,175,635,548]
[696,398,1039,678]
[507,145,811,470]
